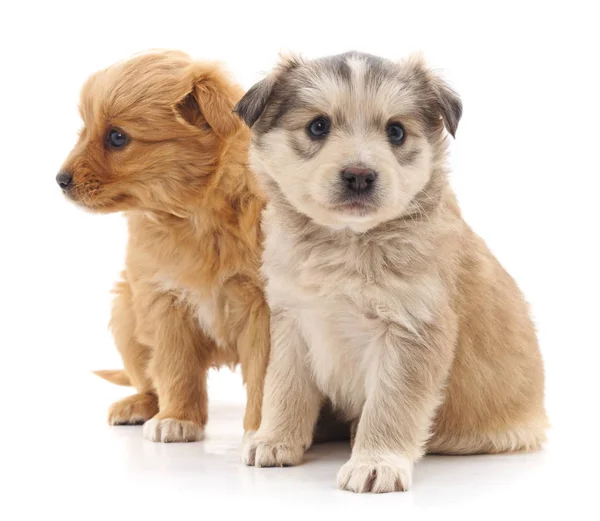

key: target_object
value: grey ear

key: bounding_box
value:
[433,78,462,138]
[233,75,278,128]
[404,54,463,138]
[234,54,303,128]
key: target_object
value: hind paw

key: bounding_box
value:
[108,393,158,425]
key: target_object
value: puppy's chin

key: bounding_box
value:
[64,188,133,214]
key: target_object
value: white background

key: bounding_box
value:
[1,1,599,519]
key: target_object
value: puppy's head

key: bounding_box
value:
[57,51,242,213]
[235,51,461,231]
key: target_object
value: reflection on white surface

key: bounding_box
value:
[2,370,593,520]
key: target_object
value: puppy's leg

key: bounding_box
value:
[140,293,213,443]
[107,278,158,425]
[243,313,322,467]
[337,321,455,493]
[238,298,270,436]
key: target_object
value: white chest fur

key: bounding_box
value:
[262,205,445,419]
[154,274,226,348]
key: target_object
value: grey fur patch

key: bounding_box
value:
[325,54,353,84]
[394,147,420,166]
[271,94,301,128]
[289,134,321,160]
[361,54,396,89]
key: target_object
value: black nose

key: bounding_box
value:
[341,167,377,195]
[56,171,73,190]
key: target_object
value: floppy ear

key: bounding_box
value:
[177,64,242,139]
[404,53,463,138]
[234,74,279,128]
[432,76,462,138]
[234,54,303,128]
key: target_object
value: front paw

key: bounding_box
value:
[143,417,204,443]
[242,435,305,467]
[337,453,413,493]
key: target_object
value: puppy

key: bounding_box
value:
[57,51,270,442]
[235,52,548,492]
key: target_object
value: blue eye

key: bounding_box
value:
[387,123,405,144]
[105,128,129,149]
[307,117,330,139]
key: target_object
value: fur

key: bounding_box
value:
[236,51,548,492]
[59,51,270,441]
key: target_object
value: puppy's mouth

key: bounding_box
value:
[328,184,380,214]
[64,183,101,206]
[65,183,130,212]
[328,196,379,215]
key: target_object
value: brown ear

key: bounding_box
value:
[177,64,242,139]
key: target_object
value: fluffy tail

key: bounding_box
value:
[93,369,131,387]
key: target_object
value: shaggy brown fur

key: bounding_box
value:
[57,51,269,442]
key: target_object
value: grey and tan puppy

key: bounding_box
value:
[235,52,547,493]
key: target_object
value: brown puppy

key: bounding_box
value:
[57,51,269,442]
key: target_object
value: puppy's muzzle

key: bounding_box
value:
[56,171,74,191]
[340,167,377,196]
